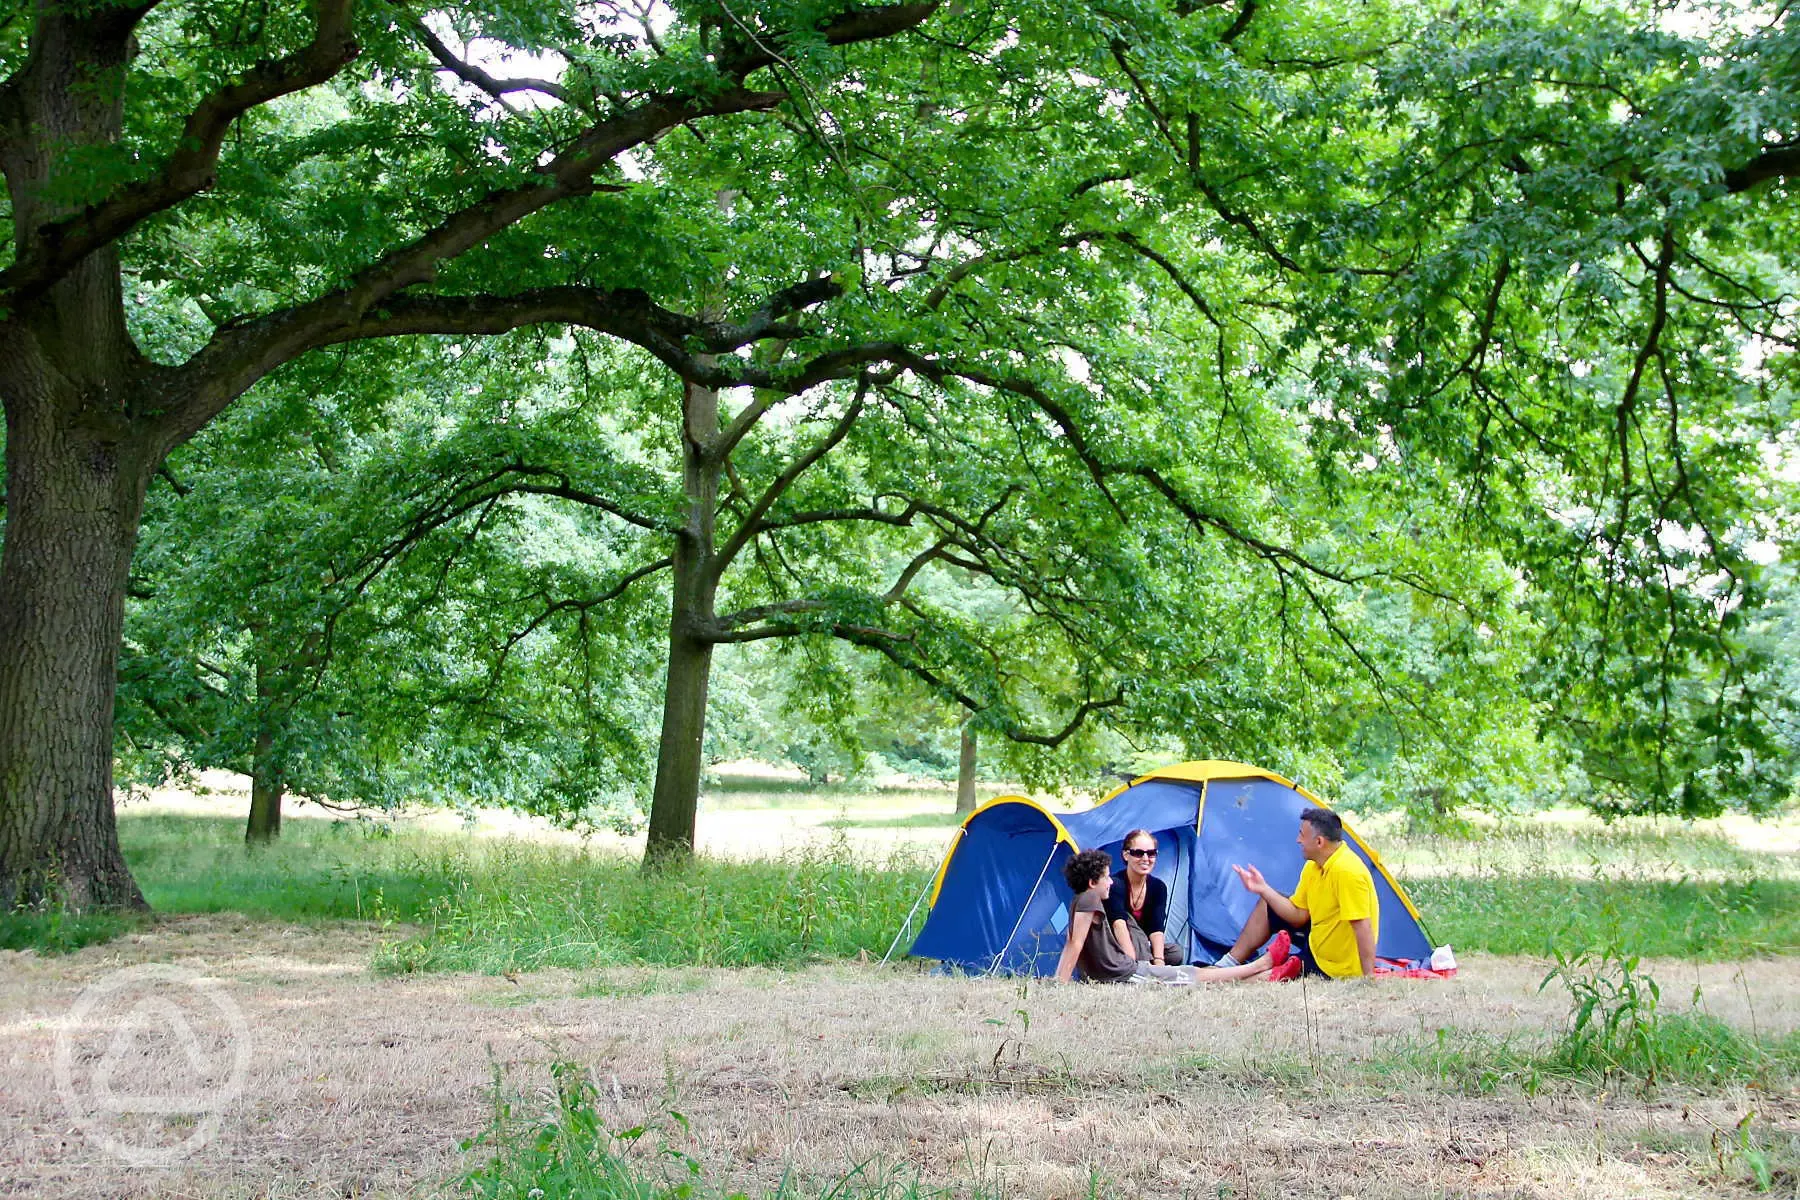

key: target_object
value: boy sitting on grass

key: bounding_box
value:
[1053,848,1289,984]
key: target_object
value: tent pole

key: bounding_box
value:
[880,829,964,966]
[989,843,1060,976]
[880,874,935,966]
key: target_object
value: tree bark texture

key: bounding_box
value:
[956,722,978,815]
[245,762,284,844]
[0,15,159,910]
[645,377,722,863]
[0,335,156,911]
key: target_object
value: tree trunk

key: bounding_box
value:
[0,4,163,910]
[0,340,155,911]
[646,612,715,861]
[645,377,721,864]
[245,764,284,844]
[246,735,284,845]
[956,721,978,815]
[244,654,286,843]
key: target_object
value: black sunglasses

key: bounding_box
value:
[1123,847,1158,859]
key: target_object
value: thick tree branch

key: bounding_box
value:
[502,480,669,533]
[1219,0,1259,44]
[711,377,870,577]
[1111,232,1223,326]
[1608,229,1675,554]
[754,497,924,534]
[715,2,939,78]
[2,0,360,306]
[411,17,572,108]
[166,261,834,445]
[884,538,952,602]
[1722,142,1800,194]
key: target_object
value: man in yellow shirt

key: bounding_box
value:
[1212,807,1379,980]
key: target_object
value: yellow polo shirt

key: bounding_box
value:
[1291,842,1378,978]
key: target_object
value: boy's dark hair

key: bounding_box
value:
[1063,848,1112,892]
[1299,806,1344,842]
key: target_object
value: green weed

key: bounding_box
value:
[461,1061,1010,1198]
[1533,948,1800,1090]
[1540,946,1666,1085]
[0,904,140,954]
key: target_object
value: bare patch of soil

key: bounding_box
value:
[1,918,1795,1199]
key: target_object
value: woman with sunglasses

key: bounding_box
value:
[1104,829,1185,967]
[1053,848,1288,984]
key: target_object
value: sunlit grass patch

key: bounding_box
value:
[823,812,965,830]
[1369,812,1799,879]
[1407,873,1800,960]
[121,812,455,922]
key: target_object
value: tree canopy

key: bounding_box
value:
[2,0,1797,907]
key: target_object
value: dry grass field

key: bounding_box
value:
[2,915,1796,1199]
[3,779,1796,1199]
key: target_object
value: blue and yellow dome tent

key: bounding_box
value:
[900,761,1433,975]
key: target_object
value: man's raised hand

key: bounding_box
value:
[1231,863,1268,895]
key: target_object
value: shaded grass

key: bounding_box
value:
[0,906,142,954]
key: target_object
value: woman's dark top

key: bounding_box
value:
[1103,869,1169,935]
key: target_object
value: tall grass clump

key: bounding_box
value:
[1537,947,1800,1090]
[461,1061,989,1199]
[0,904,141,954]
[374,834,935,974]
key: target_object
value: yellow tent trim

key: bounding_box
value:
[925,794,1078,907]
[1096,759,1301,805]
[1098,760,1426,926]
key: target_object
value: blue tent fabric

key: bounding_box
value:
[907,764,1433,975]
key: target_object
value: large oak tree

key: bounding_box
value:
[5,0,1798,910]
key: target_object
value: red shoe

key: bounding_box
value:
[1268,955,1303,983]
[1266,929,1292,968]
